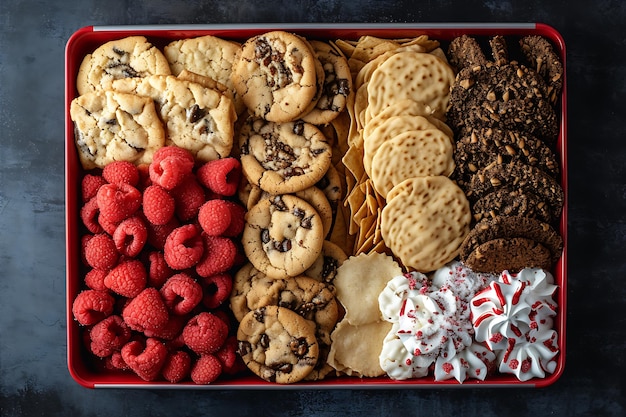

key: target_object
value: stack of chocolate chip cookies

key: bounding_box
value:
[446,35,565,273]
[231,31,355,383]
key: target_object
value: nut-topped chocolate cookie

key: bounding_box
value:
[237,305,319,383]
[239,118,332,195]
[232,31,320,122]
[243,194,324,279]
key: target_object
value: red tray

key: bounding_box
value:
[65,23,567,389]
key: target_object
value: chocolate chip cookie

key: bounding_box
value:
[243,194,324,279]
[239,118,332,195]
[77,36,171,95]
[70,90,165,169]
[232,31,320,122]
[237,305,319,383]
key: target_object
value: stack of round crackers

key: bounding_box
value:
[446,35,564,273]
[338,35,471,273]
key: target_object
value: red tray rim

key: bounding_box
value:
[65,22,567,389]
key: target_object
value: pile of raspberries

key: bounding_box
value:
[72,146,247,384]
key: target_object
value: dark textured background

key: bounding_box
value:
[1,1,624,416]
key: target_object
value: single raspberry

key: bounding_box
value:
[80,197,104,234]
[103,161,140,187]
[81,174,107,203]
[89,315,132,358]
[144,314,187,341]
[98,215,121,236]
[121,337,168,381]
[84,268,108,291]
[170,176,206,221]
[164,224,204,270]
[197,199,232,236]
[196,158,241,196]
[142,185,175,225]
[81,234,93,266]
[210,309,233,334]
[146,251,174,288]
[195,235,236,278]
[215,336,245,375]
[182,312,228,355]
[106,351,130,371]
[112,216,148,258]
[161,350,192,383]
[136,163,152,191]
[160,273,203,315]
[84,233,119,271]
[191,354,222,384]
[146,217,180,250]
[122,288,169,333]
[149,154,194,190]
[104,259,147,298]
[72,289,115,326]
[222,201,246,237]
[97,183,141,223]
[152,146,195,167]
[201,273,233,309]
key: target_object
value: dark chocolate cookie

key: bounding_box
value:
[452,127,560,191]
[463,237,553,273]
[472,187,554,224]
[459,215,563,264]
[467,161,564,220]
[447,63,559,143]
[447,34,488,71]
[520,35,564,106]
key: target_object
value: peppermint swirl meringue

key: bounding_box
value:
[470,268,559,381]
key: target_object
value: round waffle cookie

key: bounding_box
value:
[366,50,455,120]
[370,129,455,199]
[380,176,471,272]
[232,31,320,122]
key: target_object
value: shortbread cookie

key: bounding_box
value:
[460,215,563,264]
[362,114,442,177]
[77,36,171,95]
[381,176,471,272]
[370,129,455,199]
[164,35,245,114]
[468,161,564,220]
[70,90,165,169]
[472,188,554,224]
[243,194,324,278]
[237,305,319,383]
[304,240,348,284]
[334,252,402,326]
[366,50,455,120]
[464,237,553,273]
[327,319,392,377]
[301,40,352,125]
[239,119,332,195]
[111,75,236,162]
[452,127,560,191]
[232,31,320,122]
